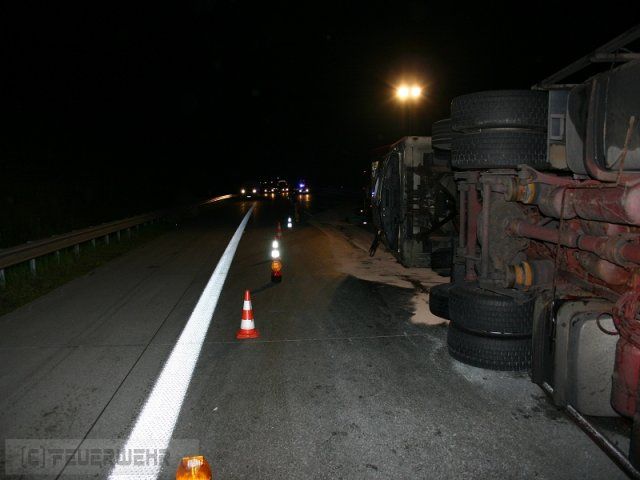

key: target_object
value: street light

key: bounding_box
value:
[397,85,410,100]
[395,83,424,133]
[396,84,422,101]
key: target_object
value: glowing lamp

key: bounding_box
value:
[397,85,409,100]
[175,455,212,480]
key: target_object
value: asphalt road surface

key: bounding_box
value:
[0,196,627,479]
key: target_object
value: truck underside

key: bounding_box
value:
[424,26,640,475]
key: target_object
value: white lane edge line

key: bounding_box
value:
[107,205,254,479]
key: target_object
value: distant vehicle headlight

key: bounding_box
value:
[305,188,309,193]
[241,189,246,194]
[252,188,257,193]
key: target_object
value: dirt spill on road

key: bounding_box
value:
[310,209,448,326]
[410,291,449,326]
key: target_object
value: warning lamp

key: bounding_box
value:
[176,455,212,480]
[271,248,280,259]
[272,240,279,249]
[287,222,293,229]
[271,259,282,283]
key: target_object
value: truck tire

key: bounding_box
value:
[447,323,532,371]
[429,283,452,319]
[451,263,466,283]
[432,118,453,150]
[452,130,547,169]
[449,282,534,335]
[433,148,451,166]
[450,242,466,283]
[451,90,548,132]
[430,248,453,275]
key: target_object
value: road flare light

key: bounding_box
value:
[271,258,282,283]
[176,455,212,480]
[270,239,282,282]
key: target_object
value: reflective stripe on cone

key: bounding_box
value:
[236,290,259,339]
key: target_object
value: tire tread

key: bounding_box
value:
[429,283,452,320]
[447,324,531,371]
[451,90,548,132]
[449,282,534,335]
[452,130,547,169]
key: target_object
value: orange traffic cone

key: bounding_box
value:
[236,290,259,339]
[276,222,282,239]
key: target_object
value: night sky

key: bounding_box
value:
[1,2,638,244]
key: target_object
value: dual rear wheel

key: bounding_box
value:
[429,282,533,371]
[438,90,549,170]
[428,90,546,370]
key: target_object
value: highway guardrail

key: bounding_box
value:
[0,194,234,286]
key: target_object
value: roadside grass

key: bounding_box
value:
[0,224,169,316]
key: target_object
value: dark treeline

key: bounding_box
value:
[0,159,219,248]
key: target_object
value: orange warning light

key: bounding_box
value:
[271,259,282,273]
[176,455,212,480]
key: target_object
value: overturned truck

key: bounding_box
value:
[429,26,640,473]
[371,136,456,273]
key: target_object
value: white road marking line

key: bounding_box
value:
[107,206,254,479]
